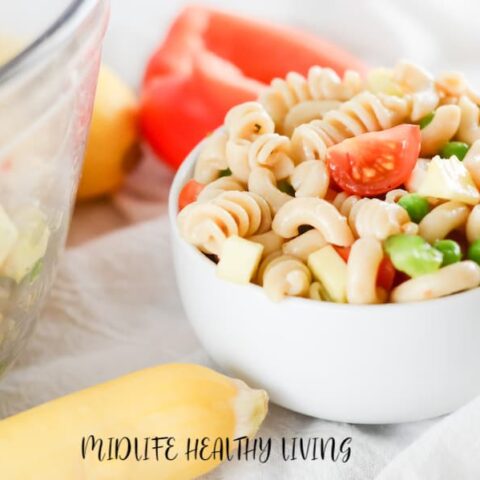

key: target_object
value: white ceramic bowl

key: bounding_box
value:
[169,141,480,424]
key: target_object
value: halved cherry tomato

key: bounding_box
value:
[178,179,204,210]
[327,125,421,196]
[334,246,396,291]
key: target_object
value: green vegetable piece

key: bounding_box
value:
[434,239,462,266]
[27,258,44,283]
[468,239,480,265]
[440,141,470,161]
[218,168,232,178]
[418,112,434,129]
[277,179,295,196]
[398,193,430,223]
[385,234,443,278]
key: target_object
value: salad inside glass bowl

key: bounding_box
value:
[0,0,109,376]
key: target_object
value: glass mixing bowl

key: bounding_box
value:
[0,0,109,376]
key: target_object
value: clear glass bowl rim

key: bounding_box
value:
[0,0,102,85]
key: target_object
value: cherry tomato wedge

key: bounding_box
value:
[376,256,396,291]
[334,246,397,291]
[333,246,351,263]
[327,125,421,196]
[178,179,204,210]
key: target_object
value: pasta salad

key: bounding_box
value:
[177,61,480,304]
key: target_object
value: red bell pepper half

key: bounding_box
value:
[140,6,366,169]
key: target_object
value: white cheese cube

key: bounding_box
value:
[308,245,347,303]
[217,236,264,285]
[418,156,480,205]
[1,206,50,283]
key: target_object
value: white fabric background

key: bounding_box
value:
[2,1,480,478]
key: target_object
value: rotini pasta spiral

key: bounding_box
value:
[272,197,354,246]
[290,159,330,199]
[393,60,439,121]
[466,205,480,243]
[259,253,312,301]
[435,71,480,105]
[259,67,363,130]
[225,102,275,140]
[283,100,341,137]
[347,237,384,304]
[392,261,480,303]
[458,96,480,145]
[419,201,470,244]
[332,193,411,239]
[348,198,411,240]
[226,139,251,183]
[332,191,361,217]
[248,230,284,257]
[197,176,245,202]
[385,189,408,203]
[420,105,461,157]
[248,133,294,179]
[177,191,272,255]
[248,167,292,214]
[464,139,480,188]
[194,132,228,184]
[282,229,327,261]
[291,91,409,162]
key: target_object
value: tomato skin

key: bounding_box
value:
[333,246,351,263]
[334,246,396,291]
[327,125,421,196]
[377,256,396,291]
[178,179,204,210]
[393,270,410,288]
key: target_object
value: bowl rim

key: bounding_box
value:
[169,136,480,311]
[0,0,106,86]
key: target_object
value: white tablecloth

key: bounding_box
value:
[2,1,480,478]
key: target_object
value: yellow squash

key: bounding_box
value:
[0,363,268,479]
[77,65,139,201]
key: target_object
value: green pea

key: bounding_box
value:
[440,141,470,161]
[418,112,434,129]
[434,240,462,266]
[218,168,232,178]
[277,179,295,196]
[468,239,480,265]
[385,234,443,278]
[398,194,430,223]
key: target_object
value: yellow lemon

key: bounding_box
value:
[77,65,139,201]
[0,33,24,65]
